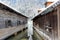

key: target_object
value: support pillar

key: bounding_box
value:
[57,6,60,40]
[14,32,17,36]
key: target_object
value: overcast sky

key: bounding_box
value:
[0,0,56,17]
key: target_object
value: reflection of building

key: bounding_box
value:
[33,0,60,40]
[0,3,27,29]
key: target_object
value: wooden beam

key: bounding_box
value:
[57,6,60,40]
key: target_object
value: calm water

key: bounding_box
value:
[5,30,44,40]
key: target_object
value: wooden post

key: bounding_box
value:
[14,32,17,36]
[57,6,60,40]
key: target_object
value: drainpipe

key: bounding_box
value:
[27,18,33,40]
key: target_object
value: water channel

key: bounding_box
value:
[5,29,44,40]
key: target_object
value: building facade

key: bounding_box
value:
[0,3,27,29]
[33,3,60,40]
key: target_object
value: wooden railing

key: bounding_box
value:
[34,27,52,40]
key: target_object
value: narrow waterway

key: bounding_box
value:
[5,29,44,40]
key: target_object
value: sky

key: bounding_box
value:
[47,0,58,2]
[0,0,46,17]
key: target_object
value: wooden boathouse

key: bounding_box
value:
[0,3,27,29]
[0,3,28,40]
[33,1,60,40]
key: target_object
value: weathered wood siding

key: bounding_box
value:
[0,4,27,29]
[57,5,60,40]
[33,5,60,40]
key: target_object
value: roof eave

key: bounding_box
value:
[0,2,28,18]
[33,0,60,20]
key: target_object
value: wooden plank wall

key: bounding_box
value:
[0,4,27,29]
[33,5,60,40]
